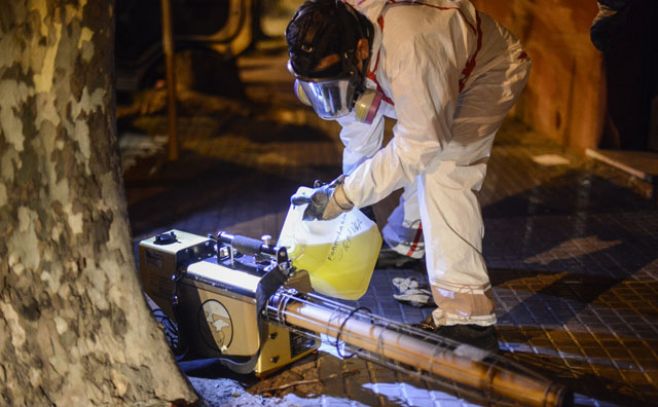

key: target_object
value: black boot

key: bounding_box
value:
[376,245,424,269]
[413,315,499,353]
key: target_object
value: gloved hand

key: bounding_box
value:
[291,176,354,221]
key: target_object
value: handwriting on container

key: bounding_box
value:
[328,217,364,261]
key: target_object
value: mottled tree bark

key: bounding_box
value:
[0,1,197,405]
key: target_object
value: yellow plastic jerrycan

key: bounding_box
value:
[278,187,382,300]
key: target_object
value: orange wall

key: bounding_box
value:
[472,1,605,152]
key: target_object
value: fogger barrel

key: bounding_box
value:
[269,291,571,407]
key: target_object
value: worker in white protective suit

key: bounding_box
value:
[286,0,530,351]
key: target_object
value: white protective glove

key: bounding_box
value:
[291,176,354,221]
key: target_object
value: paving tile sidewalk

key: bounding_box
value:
[120,45,658,406]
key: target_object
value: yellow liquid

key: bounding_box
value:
[289,217,382,300]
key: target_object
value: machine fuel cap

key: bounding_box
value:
[154,231,177,245]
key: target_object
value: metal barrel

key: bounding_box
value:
[268,290,572,407]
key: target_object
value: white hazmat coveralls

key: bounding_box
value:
[339,0,531,326]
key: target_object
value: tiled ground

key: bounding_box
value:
[121,41,658,406]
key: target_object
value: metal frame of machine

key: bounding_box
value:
[139,229,319,376]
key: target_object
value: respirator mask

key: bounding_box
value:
[290,61,384,125]
[286,1,381,124]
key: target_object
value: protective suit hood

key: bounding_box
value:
[344,0,477,25]
[342,0,388,23]
[344,0,478,75]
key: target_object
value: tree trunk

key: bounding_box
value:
[0,1,197,405]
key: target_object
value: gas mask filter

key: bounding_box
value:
[352,88,384,125]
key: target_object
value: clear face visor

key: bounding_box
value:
[294,77,383,124]
[295,77,358,120]
[289,59,361,120]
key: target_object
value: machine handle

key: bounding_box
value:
[217,231,277,256]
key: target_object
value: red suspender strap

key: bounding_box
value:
[367,16,395,106]
[406,222,424,257]
[459,12,482,92]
